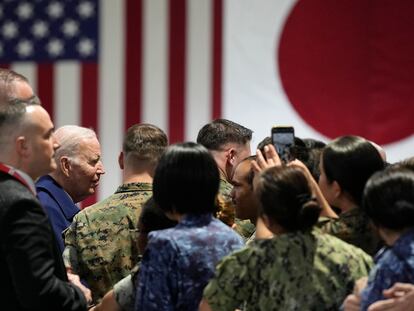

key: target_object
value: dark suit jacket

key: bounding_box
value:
[0,172,87,311]
[36,175,80,253]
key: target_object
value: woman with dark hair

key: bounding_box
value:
[91,198,177,311]
[134,143,244,311]
[200,165,372,310]
[345,169,414,310]
[317,135,385,255]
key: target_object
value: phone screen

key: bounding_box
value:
[272,130,294,162]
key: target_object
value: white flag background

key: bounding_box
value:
[3,0,414,203]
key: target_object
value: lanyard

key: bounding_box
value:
[0,163,35,195]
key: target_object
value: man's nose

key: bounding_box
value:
[97,161,105,175]
[52,134,60,151]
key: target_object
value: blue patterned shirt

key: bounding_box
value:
[134,213,244,311]
[361,229,414,310]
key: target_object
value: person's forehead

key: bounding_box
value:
[234,160,251,180]
[78,138,101,156]
[26,105,52,128]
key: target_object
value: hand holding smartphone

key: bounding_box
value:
[271,126,295,163]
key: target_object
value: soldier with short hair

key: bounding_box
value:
[197,119,254,238]
[64,123,168,303]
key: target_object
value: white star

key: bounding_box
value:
[32,20,49,38]
[2,21,18,39]
[16,2,34,20]
[77,38,94,56]
[77,1,94,19]
[16,39,34,57]
[47,38,64,57]
[62,19,79,37]
[47,2,64,19]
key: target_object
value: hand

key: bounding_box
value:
[288,159,316,187]
[89,290,121,311]
[343,294,362,311]
[368,283,414,311]
[288,159,338,219]
[67,272,93,305]
[252,144,282,173]
[342,277,368,311]
[353,277,368,295]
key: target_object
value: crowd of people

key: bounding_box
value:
[1,68,414,311]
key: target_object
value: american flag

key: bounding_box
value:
[2,0,414,205]
[0,0,224,206]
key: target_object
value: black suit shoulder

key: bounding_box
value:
[0,172,87,311]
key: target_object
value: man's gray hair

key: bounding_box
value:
[54,125,97,160]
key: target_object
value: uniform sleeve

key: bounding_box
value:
[135,234,177,311]
[5,198,87,311]
[203,250,251,311]
[317,217,351,241]
[63,217,80,273]
[360,255,402,311]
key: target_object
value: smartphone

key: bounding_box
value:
[271,126,295,162]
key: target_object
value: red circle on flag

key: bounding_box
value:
[278,0,414,144]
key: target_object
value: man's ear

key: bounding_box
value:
[118,151,124,170]
[227,148,236,166]
[15,136,29,158]
[60,156,71,177]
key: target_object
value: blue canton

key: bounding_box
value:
[361,229,414,310]
[134,213,244,311]
[0,0,98,61]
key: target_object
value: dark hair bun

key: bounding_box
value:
[297,199,321,231]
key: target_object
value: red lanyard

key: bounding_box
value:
[0,163,35,194]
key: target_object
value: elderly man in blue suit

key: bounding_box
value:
[36,125,105,253]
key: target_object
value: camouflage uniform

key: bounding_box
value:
[216,176,236,227]
[63,182,152,303]
[203,228,373,311]
[317,207,382,256]
[217,173,255,240]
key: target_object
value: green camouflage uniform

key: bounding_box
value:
[63,183,152,303]
[317,207,382,256]
[203,228,373,311]
[217,175,255,240]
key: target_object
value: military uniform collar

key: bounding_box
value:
[178,213,214,227]
[115,182,152,194]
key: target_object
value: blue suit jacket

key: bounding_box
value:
[36,175,80,253]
